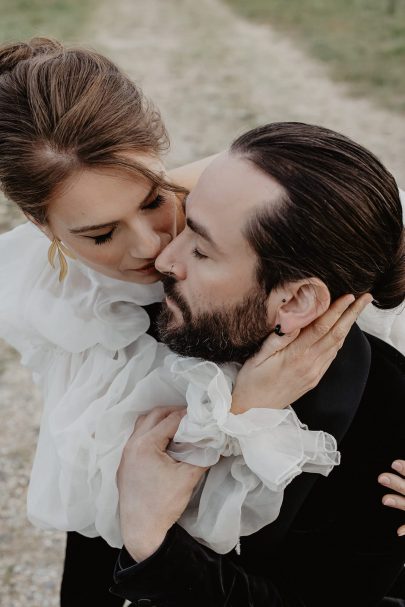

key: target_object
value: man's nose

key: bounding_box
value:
[155,239,186,279]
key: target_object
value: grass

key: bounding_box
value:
[224,0,405,113]
[0,0,97,44]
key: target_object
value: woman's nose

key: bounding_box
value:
[128,225,163,260]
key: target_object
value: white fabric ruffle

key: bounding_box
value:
[0,222,167,542]
[43,352,339,551]
[357,303,405,355]
[165,356,339,554]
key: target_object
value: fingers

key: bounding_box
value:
[378,461,405,497]
[381,492,405,512]
[306,293,373,360]
[149,409,187,451]
[391,460,405,475]
[397,524,405,537]
[134,406,186,437]
[297,294,355,349]
[250,329,300,367]
[378,460,405,536]
[279,293,372,394]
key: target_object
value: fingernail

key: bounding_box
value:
[392,460,403,473]
[383,497,396,506]
[379,475,391,486]
[398,529,405,537]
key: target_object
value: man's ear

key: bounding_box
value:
[269,278,331,334]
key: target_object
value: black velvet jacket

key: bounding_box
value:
[111,326,405,607]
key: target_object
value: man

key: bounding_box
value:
[111,123,405,606]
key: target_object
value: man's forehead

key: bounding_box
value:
[186,152,283,225]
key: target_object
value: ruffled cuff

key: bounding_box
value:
[165,355,340,554]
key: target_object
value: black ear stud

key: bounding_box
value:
[274,324,285,336]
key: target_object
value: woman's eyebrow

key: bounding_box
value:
[69,220,119,234]
[69,185,157,234]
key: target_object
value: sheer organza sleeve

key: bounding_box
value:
[0,223,168,547]
[159,355,340,554]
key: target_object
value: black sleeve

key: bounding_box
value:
[110,524,298,607]
[110,336,405,607]
[110,516,405,607]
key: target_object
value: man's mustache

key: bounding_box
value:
[161,275,192,322]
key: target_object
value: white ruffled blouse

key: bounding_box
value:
[0,220,403,554]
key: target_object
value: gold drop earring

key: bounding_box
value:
[48,237,76,282]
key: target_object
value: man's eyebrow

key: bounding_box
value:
[186,216,220,252]
[69,184,157,234]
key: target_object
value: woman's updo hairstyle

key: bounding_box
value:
[0,37,63,74]
[0,37,185,223]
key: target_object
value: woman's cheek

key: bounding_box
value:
[72,241,119,268]
[161,195,179,234]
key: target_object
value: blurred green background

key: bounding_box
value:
[225,0,405,113]
[1,0,404,112]
[0,0,96,42]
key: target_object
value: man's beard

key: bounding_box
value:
[157,276,272,364]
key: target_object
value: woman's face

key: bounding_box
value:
[44,154,184,284]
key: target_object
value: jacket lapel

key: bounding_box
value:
[241,324,372,556]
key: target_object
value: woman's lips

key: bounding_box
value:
[128,262,158,275]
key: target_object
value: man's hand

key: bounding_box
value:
[117,407,207,561]
[231,293,373,413]
[378,460,405,536]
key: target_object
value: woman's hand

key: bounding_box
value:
[378,460,405,536]
[167,153,220,191]
[231,293,372,414]
[118,406,207,561]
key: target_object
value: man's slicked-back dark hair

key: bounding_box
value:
[231,122,405,310]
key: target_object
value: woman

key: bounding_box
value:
[0,38,401,605]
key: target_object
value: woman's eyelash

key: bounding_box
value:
[143,193,166,210]
[92,228,116,245]
[192,247,207,259]
[87,194,166,245]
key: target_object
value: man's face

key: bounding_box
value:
[155,152,285,363]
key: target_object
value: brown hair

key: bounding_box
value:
[0,37,186,224]
[231,122,405,310]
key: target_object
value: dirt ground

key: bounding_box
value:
[1,0,404,604]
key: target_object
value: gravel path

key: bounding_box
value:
[1,0,404,604]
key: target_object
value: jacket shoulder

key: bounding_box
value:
[363,331,405,377]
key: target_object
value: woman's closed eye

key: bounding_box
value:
[84,194,167,245]
[87,227,116,245]
[142,193,167,210]
[192,247,208,259]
